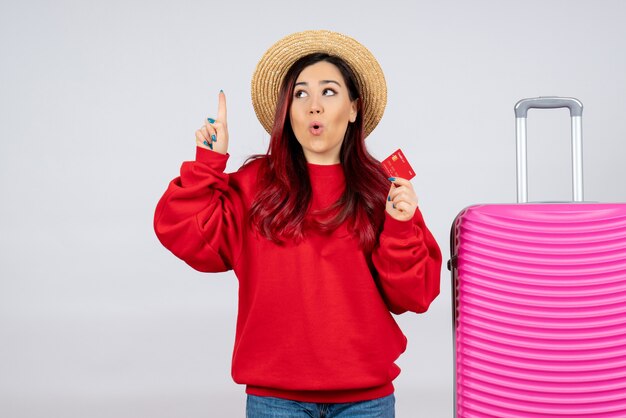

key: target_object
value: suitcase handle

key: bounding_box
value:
[514,97,583,118]
[514,97,584,203]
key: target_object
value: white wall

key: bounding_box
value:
[2,1,625,417]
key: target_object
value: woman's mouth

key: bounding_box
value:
[309,122,324,136]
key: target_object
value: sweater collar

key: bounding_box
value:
[306,162,343,178]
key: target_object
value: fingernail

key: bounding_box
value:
[220,89,224,93]
[208,141,213,150]
[387,196,391,201]
[388,177,396,182]
[392,203,396,209]
[207,118,216,123]
[203,140,209,146]
[211,134,217,142]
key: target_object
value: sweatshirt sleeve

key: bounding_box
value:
[153,147,246,273]
[371,209,443,315]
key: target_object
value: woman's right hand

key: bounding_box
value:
[195,90,229,155]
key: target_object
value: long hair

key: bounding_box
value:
[247,53,390,252]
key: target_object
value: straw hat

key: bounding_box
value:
[251,30,387,138]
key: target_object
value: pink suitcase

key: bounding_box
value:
[449,97,626,417]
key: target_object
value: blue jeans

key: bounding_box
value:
[246,394,395,418]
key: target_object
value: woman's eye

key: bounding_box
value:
[294,90,308,98]
[323,88,337,96]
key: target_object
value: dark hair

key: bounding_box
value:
[247,53,389,251]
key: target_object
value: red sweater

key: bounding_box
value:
[154,147,442,403]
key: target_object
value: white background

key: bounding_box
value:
[2,1,626,417]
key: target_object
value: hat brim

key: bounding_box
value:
[251,30,387,139]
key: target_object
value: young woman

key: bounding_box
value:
[154,30,442,418]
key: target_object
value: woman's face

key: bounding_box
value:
[289,61,357,165]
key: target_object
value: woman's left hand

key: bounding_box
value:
[386,177,418,221]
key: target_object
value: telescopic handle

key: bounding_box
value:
[514,97,584,203]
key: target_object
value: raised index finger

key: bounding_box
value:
[217,90,227,123]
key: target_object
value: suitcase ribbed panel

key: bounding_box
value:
[454,204,626,417]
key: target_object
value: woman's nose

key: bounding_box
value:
[309,96,323,114]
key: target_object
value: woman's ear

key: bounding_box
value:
[349,99,358,123]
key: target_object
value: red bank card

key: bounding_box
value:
[381,148,415,180]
